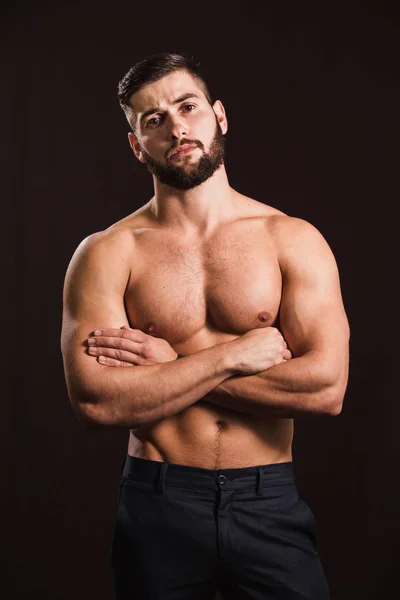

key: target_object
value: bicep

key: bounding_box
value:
[277,219,350,383]
[61,231,131,405]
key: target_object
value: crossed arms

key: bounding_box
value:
[209,216,350,418]
[61,217,350,428]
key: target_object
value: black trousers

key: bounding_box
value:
[111,456,330,599]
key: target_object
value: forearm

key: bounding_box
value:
[74,342,235,429]
[203,351,337,418]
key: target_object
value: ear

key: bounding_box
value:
[128,132,146,163]
[212,100,228,135]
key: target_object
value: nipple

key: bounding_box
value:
[257,311,271,323]
[145,321,157,334]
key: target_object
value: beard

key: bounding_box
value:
[139,117,226,191]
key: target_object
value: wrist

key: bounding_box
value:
[218,340,242,376]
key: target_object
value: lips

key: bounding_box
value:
[170,144,197,159]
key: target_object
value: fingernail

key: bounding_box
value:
[88,338,96,345]
[94,330,102,336]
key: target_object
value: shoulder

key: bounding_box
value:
[70,226,135,264]
[64,227,135,290]
[235,192,287,219]
[71,199,154,259]
[266,214,337,274]
[267,213,329,246]
[267,213,319,235]
[235,195,332,258]
[235,194,331,252]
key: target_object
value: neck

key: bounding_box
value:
[149,164,236,237]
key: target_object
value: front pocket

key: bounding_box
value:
[121,476,155,492]
[231,482,298,509]
[297,496,318,530]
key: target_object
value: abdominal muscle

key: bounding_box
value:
[128,397,294,470]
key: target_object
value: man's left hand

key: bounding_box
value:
[87,326,178,366]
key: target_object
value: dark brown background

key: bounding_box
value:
[2,1,399,598]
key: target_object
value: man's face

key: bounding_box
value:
[127,70,227,190]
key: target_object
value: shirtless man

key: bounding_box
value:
[61,52,350,599]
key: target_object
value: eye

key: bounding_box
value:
[182,104,196,112]
[146,115,164,127]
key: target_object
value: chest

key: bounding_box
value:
[124,225,282,343]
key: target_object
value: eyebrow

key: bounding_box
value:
[139,93,201,125]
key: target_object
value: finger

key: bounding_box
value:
[88,346,143,364]
[88,335,143,354]
[98,356,134,367]
[92,328,147,342]
[283,349,293,360]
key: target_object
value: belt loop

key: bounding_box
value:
[256,467,264,496]
[157,463,168,493]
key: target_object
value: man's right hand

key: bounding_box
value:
[229,327,292,375]
[86,325,292,375]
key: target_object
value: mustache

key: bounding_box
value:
[166,140,204,159]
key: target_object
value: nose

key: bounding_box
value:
[166,113,187,140]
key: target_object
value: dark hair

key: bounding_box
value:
[117,52,213,131]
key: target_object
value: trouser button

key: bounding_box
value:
[217,474,226,485]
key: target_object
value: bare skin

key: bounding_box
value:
[105,196,294,469]
[61,69,349,473]
[60,67,350,600]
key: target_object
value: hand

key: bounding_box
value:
[87,326,178,367]
[229,327,293,375]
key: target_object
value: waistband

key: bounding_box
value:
[121,455,295,495]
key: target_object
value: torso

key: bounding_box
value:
[110,192,294,469]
